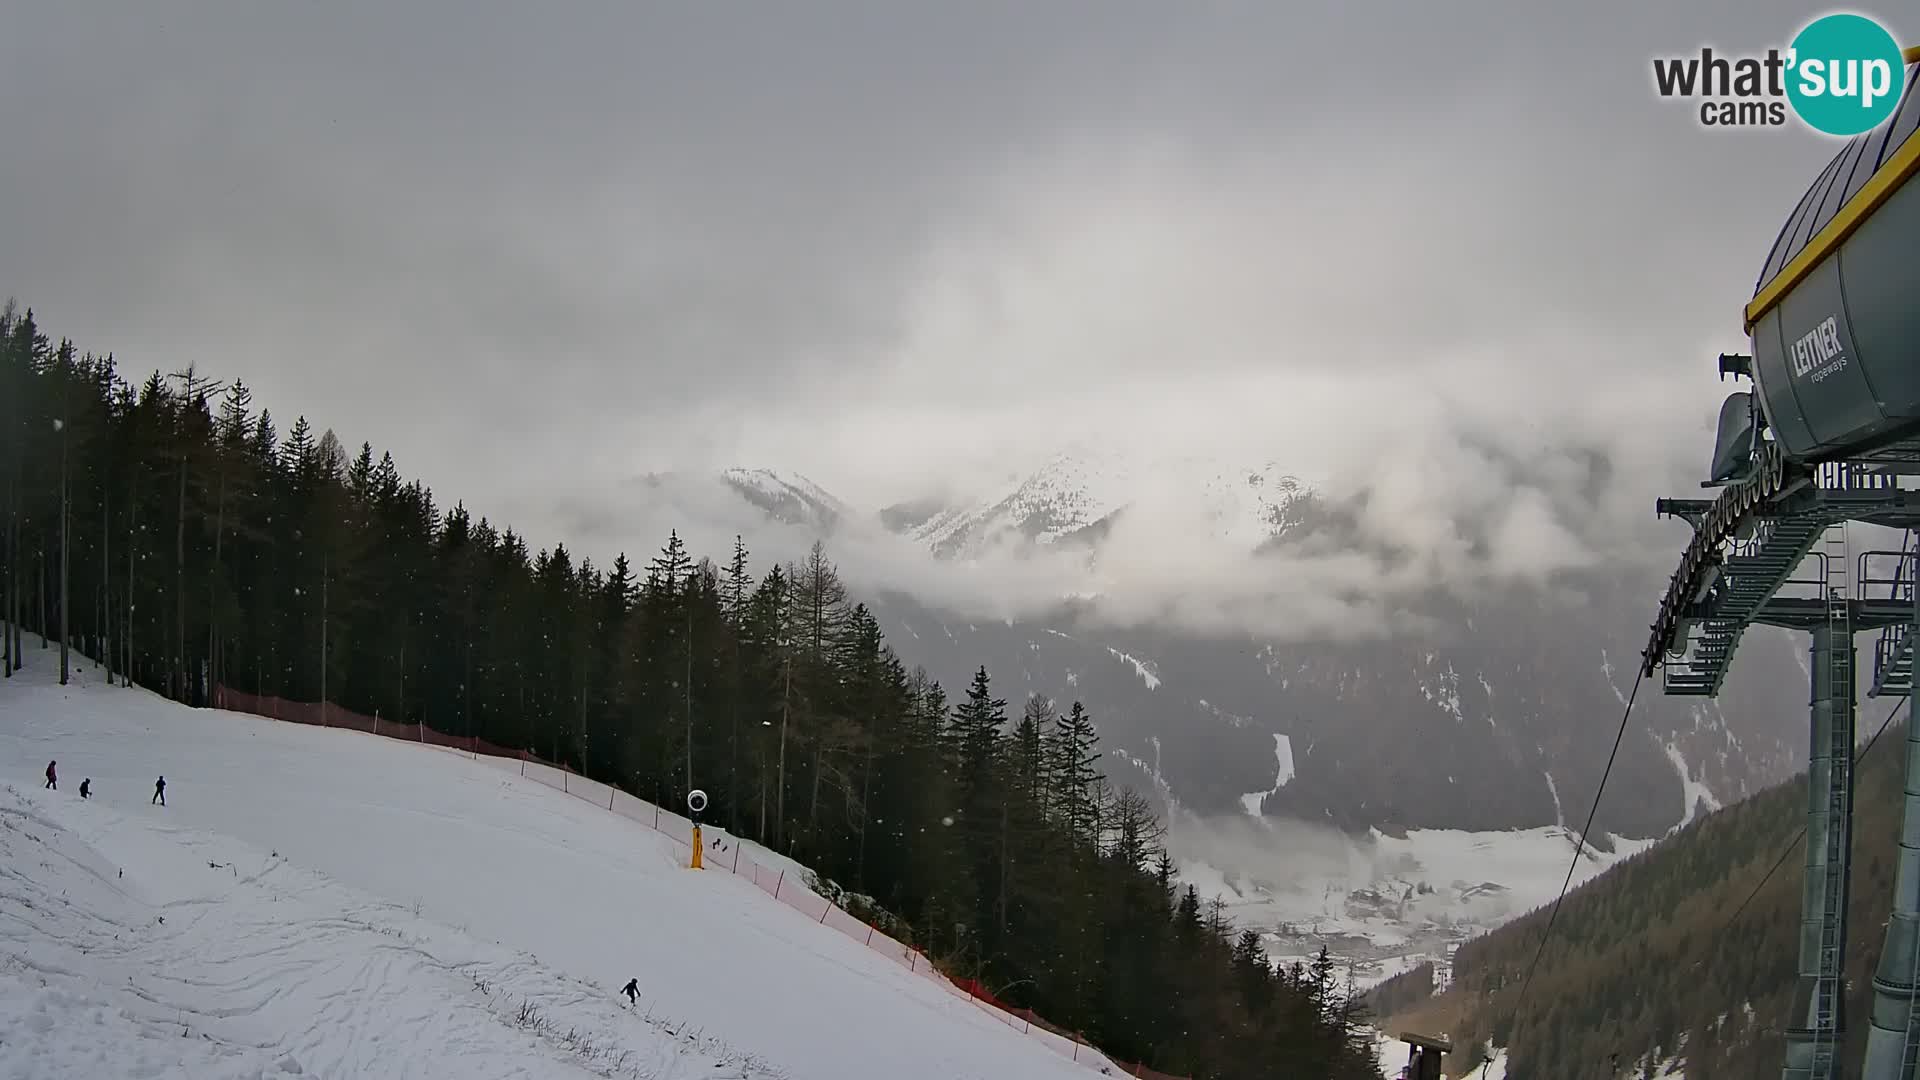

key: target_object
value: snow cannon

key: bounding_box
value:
[1395,1031,1450,1080]
[1709,53,1920,485]
[687,789,708,870]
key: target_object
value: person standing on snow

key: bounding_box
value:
[620,978,639,1005]
[44,761,56,790]
[152,776,166,806]
[79,778,91,799]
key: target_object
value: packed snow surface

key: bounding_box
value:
[0,660,1104,1080]
[0,781,776,1080]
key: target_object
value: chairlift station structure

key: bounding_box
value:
[1642,55,1920,1080]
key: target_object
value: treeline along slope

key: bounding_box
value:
[0,302,1381,1079]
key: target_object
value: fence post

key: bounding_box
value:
[608,788,615,811]
[654,805,660,829]
[774,869,783,899]
[731,844,740,873]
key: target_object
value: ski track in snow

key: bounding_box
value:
[0,661,1107,1080]
[0,784,774,1080]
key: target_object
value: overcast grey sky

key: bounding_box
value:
[1,2,1894,618]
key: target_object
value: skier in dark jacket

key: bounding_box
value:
[620,978,639,1005]
[152,776,166,806]
[44,761,56,790]
[79,778,91,799]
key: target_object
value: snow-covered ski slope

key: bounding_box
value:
[0,779,784,1080]
[0,660,1112,1080]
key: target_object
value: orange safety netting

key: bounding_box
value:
[210,685,1187,1080]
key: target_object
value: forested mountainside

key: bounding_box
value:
[0,303,1382,1078]
[862,586,1807,839]
[1367,702,1916,1079]
[693,459,1813,841]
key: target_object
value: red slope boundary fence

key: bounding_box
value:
[209,686,1187,1080]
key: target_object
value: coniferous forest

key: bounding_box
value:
[1367,706,1916,1080]
[0,303,1382,1079]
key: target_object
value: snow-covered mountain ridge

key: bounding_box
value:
[688,450,1315,555]
[720,467,854,533]
[875,450,1316,559]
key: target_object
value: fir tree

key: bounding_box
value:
[1049,701,1103,845]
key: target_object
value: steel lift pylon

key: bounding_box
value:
[1648,461,1920,1080]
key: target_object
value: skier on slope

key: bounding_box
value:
[79,778,91,799]
[44,761,56,790]
[152,775,166,806]
[620,978,639,1005]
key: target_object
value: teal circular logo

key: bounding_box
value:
[1786,13,1907,136]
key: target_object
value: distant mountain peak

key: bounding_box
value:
[879,451,1315,560]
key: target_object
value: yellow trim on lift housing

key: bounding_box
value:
[1745,52,1920,331]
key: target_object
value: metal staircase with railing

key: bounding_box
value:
[1873,530,1919,698]
[1664,466,1910,698]
[1664,510,1832,694]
